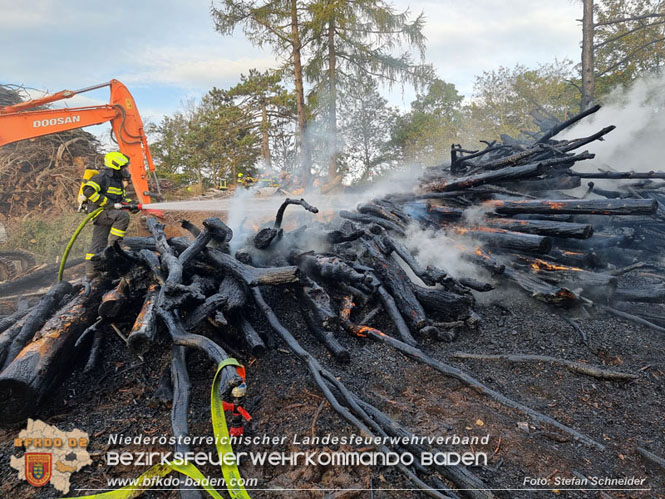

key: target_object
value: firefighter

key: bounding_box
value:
[82,151,139,278]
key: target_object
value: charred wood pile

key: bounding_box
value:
[0,103,664,496]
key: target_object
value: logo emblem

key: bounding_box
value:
[25,453,52,487]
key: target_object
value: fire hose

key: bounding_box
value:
[57,207,104,282]
[57,202,143,282]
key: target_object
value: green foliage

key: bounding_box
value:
[227,69,297,169]
[466,61,579,142]
[339,77,399,181]
[304,0,433,90]
[391,78,463,165]
[594,0,665,97]
[148,90,261,188]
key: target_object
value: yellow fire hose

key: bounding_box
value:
[60,358,252,499]
[57,207,104,282]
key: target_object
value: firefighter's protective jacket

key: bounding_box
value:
[82,169,129,210]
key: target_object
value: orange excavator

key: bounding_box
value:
[0,79,160,205]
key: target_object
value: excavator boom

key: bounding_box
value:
[0,80,159,205]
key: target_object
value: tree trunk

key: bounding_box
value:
[260,100,271,167]
[581,0,595,111]
[327,15,338,183]
[291,0,311,187]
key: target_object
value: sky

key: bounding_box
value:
[1,0,582,136]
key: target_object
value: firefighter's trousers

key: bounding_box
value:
[85,208,129,277]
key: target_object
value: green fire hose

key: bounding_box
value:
[57,207,103,282]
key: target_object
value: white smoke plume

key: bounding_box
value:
[562,75,665,174]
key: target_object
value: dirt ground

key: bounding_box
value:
[0,268,663,498]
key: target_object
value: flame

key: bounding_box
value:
[529,258,583,272]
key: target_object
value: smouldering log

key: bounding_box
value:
[453,227,553,254]
[518,257,617,292]
[501,267,579,306]
[485,218,593,239]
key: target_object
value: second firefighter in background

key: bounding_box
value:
[82,151,139,278]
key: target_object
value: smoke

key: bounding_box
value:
[400,223,482,281]
[562,75,665,174]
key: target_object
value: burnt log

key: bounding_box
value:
[234,316,266,357]
[83,327,105,374]
[573,170,665,180]
[146,218,183,292]
[381,236,437,286]
[613,286,665,303]
[410,285,474,321]
[458,277,494,292]
[2,281,74,370]
[484,218,593,239]
[158,309,243,395]
[206,249,299,287]
[0,316,28,367]
[501,267,578,306]
[170,345,203,499]
[0,307,30,334]
[138,249,165,284]
[293,252,377,292]
[97,278,129,319]
[357,202,404,224]
[299,276,338,329]
[424,162,547,192]
[517,258,617,302]
[254,198,318,249]
[536,105,601,143]
[0,282,105,425]
[361,239,432,337]
[184,294,227,332]
[300,303,350,363]
[127,284,160,356]
[586,182,630,199]
[491,198,657,216]
[218,275,247,313]
[339,210,406,236]
[454,227,552,254]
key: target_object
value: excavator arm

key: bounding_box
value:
[0,80,159,205]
